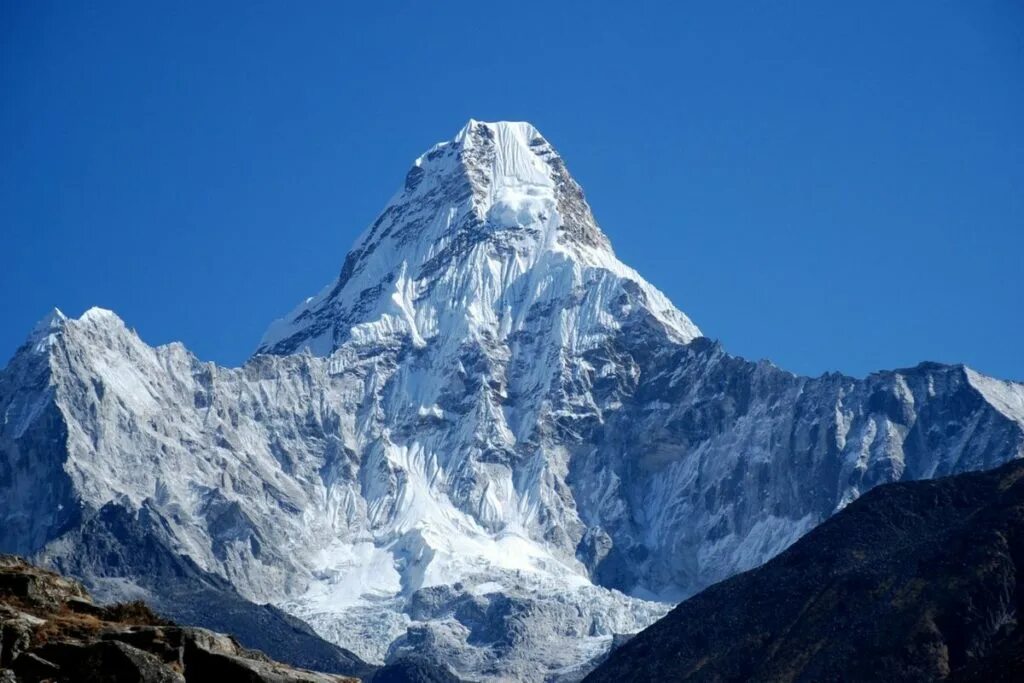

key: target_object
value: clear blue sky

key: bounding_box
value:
[2,2,1022,380]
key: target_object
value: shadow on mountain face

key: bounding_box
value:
[39,502,377,679]
[587,458,1024,682]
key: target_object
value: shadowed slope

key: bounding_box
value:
[587,458,1024,682]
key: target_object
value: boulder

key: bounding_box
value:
[9,651,60,680]
[77,640,185,683]
[0,610,38,667]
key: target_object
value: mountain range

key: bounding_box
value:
[2,120,1022,681]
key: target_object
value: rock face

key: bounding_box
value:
[38,501,375,679]
[585,458,1024,682]
[1,120,1023,680]
[0,554,358,683]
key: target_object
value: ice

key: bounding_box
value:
[967,367,1024,428]
[5,121,1024,682]
[256,120,702,357]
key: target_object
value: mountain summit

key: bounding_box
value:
[2,122,1023,681]
[257,120,700,356]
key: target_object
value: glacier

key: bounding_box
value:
[2,120,1023,681]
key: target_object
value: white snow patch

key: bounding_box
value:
[966,367,1024,428]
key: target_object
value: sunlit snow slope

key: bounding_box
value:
[2,121,1023,682]
[258,120,699,356]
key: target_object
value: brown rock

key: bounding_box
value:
[0,556,359,683]
[0,555,88,611]
[65,596,107,618]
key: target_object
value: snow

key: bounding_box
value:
[27,307,67,353]
[966,367,1024,430]
[303,540,403,605]
[5,120,1024,681]
[256,120,701,357]
[417,404,444,419]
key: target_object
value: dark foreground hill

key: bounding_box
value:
[586,458,1024,682]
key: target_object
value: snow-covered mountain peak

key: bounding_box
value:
[76,306,126,328]
[28,307,126,343]
[17,307,68,357]
[446,119,544,161]
[15,307,159,372]
[4,122,1024,682]
[34,306,67,327]
[21,308,127,357]
[453,118,540,142]
[258,120,700,356]
[449,119,551,188]
[28,307,67,338]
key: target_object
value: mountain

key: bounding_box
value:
[585,457,1024,682]
[2,120,1023,681]
[256,120,700,356]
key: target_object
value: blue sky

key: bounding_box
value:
[2,1,1022,379]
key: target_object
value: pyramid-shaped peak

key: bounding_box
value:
[23,306,134,353]
[411,119,557,193]
[256,121,700,356]
[31,307,67,334]
[453,120,555,192]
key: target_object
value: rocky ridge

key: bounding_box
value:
[0,554,357,682]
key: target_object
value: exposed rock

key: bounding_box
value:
[77,641,183,682]
[585,458,1024,682]
[100,626,186,667]
[41,503,374,678]
[0,556,88,611]
[183,634,347,682]
[28,639,184,683]
[0,554,358,683]
[9,652,59,681]
[370,657,463,683]
[0,609,35,666]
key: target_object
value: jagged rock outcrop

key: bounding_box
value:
[0,555,357,682]
[585,458,1024,682]
[1,120,1023,680]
